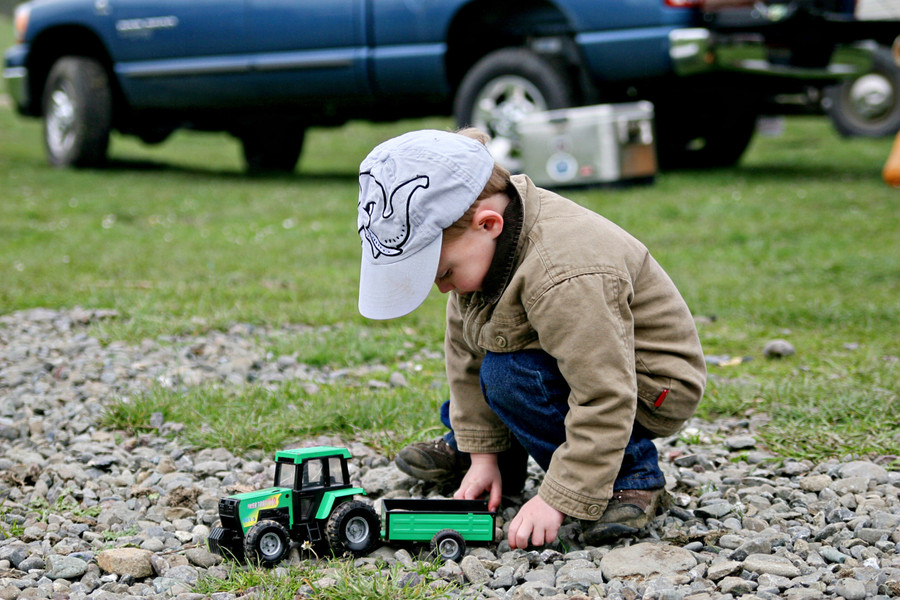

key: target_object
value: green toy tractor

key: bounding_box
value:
[209,445,496,566]
[208,446,379,566]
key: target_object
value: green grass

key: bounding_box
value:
[193,558,457,600]
[2,8,898,468]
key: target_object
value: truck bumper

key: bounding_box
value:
[3,45,31,114]
[670,27,877,80]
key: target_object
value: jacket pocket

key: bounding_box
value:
[635,374,700,436]
[477,310,538,352]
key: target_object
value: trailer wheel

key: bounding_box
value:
[243,520,290,567]
[326,501,379,555]
[431,529,466,562]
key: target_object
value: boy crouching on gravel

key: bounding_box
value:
[356,128,706,548]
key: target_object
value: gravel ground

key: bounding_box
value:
[1,307,899,600]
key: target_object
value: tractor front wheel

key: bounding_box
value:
[243,520,290,567]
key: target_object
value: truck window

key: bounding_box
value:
[275,463,297,489]
[302,459,325,488]
[328,457,345,485]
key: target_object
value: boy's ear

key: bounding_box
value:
[473,208,504,239]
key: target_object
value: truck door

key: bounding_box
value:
[245,0,370,104]
[102,0,248,109]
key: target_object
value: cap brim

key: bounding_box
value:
[358,234,442,320]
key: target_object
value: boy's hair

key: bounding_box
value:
[445,128,512,238]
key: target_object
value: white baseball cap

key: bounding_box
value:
[357,130,494,320]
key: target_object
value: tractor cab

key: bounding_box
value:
[273,447,354,536]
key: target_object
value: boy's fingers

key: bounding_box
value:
[509,517,532,549]
[488,480,502,512]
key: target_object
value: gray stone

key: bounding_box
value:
[838,461,889,483]
[706,560,742,581]
[724,435,757,450]
[763,339,795,358]
[742,554,801,578]
[97,548,154,579]
[821,547,849,563]
[460,555,491,585]
[718,576,757,595]
[799,474,832,492]
[45,555,88,580]
[600,543,697,578]
[833,578,868,600]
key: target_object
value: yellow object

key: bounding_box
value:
[883,130,900,187]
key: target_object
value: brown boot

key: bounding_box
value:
[581,487,670,545]
[394,438,471,482]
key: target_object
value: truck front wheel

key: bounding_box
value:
[243,520,290,567]
[239,125,306,173]
[42,56,112,168]
[431,529,466,562]
[454,48,574,171]
[325,501,379,555]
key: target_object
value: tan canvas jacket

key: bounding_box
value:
[445,174,706,520]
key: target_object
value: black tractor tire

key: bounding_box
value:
[325,501,379,556]
[430,529,466,562]
[655,102,758,170]
[825,45,900,138]
[239,125,306,173]
[41,56,112,168]
[454,47,575,170]
[243,520,290,567]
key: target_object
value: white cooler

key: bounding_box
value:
[517,101,657,188]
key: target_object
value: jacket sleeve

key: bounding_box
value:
[444,294,511,453]
[528,271,639,521]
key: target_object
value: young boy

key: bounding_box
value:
[357,128,706,549]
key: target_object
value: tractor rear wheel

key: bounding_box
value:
[325,501,379,555]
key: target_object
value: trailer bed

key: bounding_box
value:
[381,498,495,543]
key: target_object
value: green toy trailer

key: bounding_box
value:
[208,446,496,566]
[381,498,495,562]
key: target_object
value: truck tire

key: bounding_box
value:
[825,45,900,138]
[41,56,112,168]
[655,101,758,170]
[325,501,379,555]
[430,529,466,562]
[240,125,305,173]
[243,520,290,567]
[454,48,574,171]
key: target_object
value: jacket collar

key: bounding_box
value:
[480,180,524,303]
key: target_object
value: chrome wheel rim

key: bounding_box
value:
[345,515,370,544]
[471,75,548,170]
[438,538,460,559]
[847,72,895,122]
[259,531,283,558]
[46,83,77,157]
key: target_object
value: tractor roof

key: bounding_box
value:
[274,446,351,464]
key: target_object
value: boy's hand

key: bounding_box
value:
[453,453,502,512]
[508,495,564,549]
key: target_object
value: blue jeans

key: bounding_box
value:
[442,349,665,491]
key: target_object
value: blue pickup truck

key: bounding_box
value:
[3,0,899,171]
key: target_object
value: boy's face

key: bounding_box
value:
[434,225,496,294]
